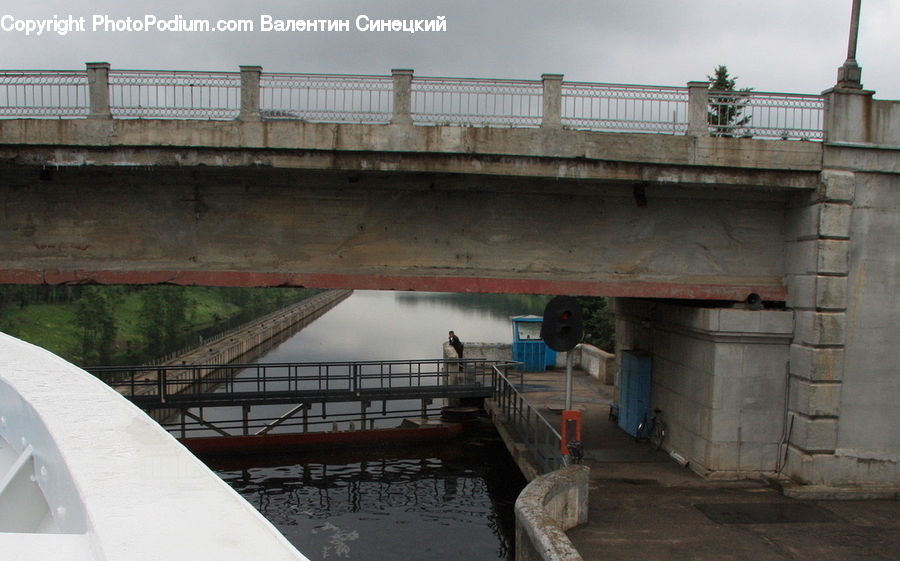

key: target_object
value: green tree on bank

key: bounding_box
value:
[0,285,317,366]
[75,286,117,365]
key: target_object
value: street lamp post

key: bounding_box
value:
[837,0,863,88]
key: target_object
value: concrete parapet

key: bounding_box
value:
[569,344,616,385]
[515,465,589,561]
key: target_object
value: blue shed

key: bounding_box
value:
[511,315,557,371]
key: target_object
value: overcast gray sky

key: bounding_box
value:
[2,1,898,99]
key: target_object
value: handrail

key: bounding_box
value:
[89,358,510,408]
[0,66,825,139]
[491,365,564,474]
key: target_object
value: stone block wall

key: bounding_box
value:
[613,299,793,479]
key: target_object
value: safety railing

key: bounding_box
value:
[89,358,503,408]
[108,69,241,119]
[0,65,826,140]
[260,72,393,123]
[0,70,88,117]
[411,76,543,127]
[491,365,564,474]
[562,82,689,134]
[707,89,825,140]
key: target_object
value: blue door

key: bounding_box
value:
[617,351,652,437]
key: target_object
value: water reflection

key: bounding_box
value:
[259,291,548,364]
[213,432,525,561]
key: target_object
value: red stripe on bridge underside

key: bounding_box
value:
[0,269,787,301]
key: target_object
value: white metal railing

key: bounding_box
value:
[0,66,827,140]
[411,76,543,127]
[260,72,393,123]
[0,70,88,117]
[562,82,689,134]
[708,90,825,140]
[109,70,241,119]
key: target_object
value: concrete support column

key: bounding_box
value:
[239,65,262,122]
[541,74,564,129]
[86,62,111,119]
[391,68,414,125]
[783,169,854,483]
[687,81,709,136]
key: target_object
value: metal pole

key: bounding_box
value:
[564,351,574,410]
[846,0,862,60]
[837,0,863,88]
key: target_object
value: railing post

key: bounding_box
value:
[86,62,111,119]
[541,73,564,129]
[157,368,166,404]
[687,80,709,136]
[239,65,262,122]
[391,68,413,125]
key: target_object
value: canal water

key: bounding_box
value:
[209,290,547,561]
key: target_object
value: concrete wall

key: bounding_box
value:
[780,89,900,490]
[514,465,589,561]
[613,299,793,479]
[556,345,615,384]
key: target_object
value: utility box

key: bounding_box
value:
[511,315,556,371]
[617,350,652,437]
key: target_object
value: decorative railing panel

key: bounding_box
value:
[0,71,88,117]
[411,76,543,127]
[260,73,393,123]
[109,70,241,119]
[708,90,825,140]
[562,82,689,134]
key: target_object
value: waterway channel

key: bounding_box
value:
[208,290,547,561]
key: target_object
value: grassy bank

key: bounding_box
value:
[0,286,317,366]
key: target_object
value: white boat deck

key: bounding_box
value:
[0,332,310,561]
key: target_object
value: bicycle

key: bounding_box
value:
[636,408,666,450]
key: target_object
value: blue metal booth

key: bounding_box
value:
[511,315,557,371]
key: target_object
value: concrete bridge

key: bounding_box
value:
[0,64,897,493]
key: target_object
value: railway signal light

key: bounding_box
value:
[540,295,583,352]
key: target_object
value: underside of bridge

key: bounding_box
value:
[1,161,796,302]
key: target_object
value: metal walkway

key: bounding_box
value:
[90,359,510,409]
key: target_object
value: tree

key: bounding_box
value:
[575,296,616,352]
[75,287,117,365]
[707,65,753,137]
[139,286,192,358]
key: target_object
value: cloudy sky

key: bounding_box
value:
[2,1,898,99]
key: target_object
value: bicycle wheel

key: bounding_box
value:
[649,421,665,450]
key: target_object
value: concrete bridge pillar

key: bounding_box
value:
[391,68,414,125]
[239,65,263,122]
[541,74,563,129]
[86,62,111,119]
[782,85,900,490]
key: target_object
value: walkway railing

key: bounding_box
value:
[0,64,824,140]
[491,365,565,474]
[89,358,504,409]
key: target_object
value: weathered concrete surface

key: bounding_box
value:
[0,116,823,300]
[515,465,589,561]
[514,368,900,561]
[613,299,795,479]
[0,163,793,300]
[0,118,823,177]
[780,88,900,491]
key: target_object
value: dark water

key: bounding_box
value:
[211,429,525,561]
[210,291,546,561]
